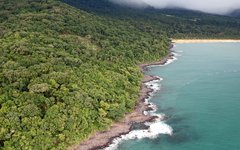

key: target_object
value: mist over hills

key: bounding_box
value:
[0,0,240,149]
[62,0,240,39]
[108,0,240,15]
[229,9,240,17]
[62,0,240,17]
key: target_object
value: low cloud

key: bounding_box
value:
[109,0,240,14]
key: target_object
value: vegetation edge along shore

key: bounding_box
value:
[74,52,174,150]
[1,0,240,149]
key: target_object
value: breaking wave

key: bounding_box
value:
[105,51,179,150]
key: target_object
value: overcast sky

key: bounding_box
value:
[109,0,240,14]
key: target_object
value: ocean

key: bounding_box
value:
[113,42,240,150]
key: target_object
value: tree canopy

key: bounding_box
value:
[0,0,170,149]
[1,0,240,149]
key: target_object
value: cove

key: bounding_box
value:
[118,42,240,150]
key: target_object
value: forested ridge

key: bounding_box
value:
[0,0,170,149]
[63,0,240,39]
[0,0,240,149]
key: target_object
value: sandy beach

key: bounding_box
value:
[70,38,240,149]
[172,39,240,43]
[72,53,174,150]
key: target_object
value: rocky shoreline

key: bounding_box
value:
[73,52,174,150]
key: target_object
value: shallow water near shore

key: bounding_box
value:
[118,43,240,150]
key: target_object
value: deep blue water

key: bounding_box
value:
[119,43,240,150]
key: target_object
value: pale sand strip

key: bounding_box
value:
[172,39,240,43]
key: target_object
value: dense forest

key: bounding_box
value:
[0,0,240,149]
[0,0,170,149]
[63,0,240,39]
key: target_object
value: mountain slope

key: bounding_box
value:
[63,0,240,39]
[229,9,240,18]
[0,0,169,149]
[1,0,240,149]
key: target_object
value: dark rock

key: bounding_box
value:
[145,107,155,111]
[130,122,149,130]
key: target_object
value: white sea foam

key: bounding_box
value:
[104,78,173,150]
[172,52,182,57]
[104,51,181,150]
[164,56,178,66]
[148,52,178,68]
[105,110,173,150]
[144,78,162,104]
[105,121,173,150]
[145,78,162,92]
[176,50,183,53]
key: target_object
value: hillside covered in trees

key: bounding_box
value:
[0,0,240,149]
[63,0,240,39]
[0,0,170,149]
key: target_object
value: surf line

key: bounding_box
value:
[105,49,180,150]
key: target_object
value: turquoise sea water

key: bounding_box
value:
[119,43,240,150]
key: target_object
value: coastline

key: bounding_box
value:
[73,53,174,150]
[172,39,240,43]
